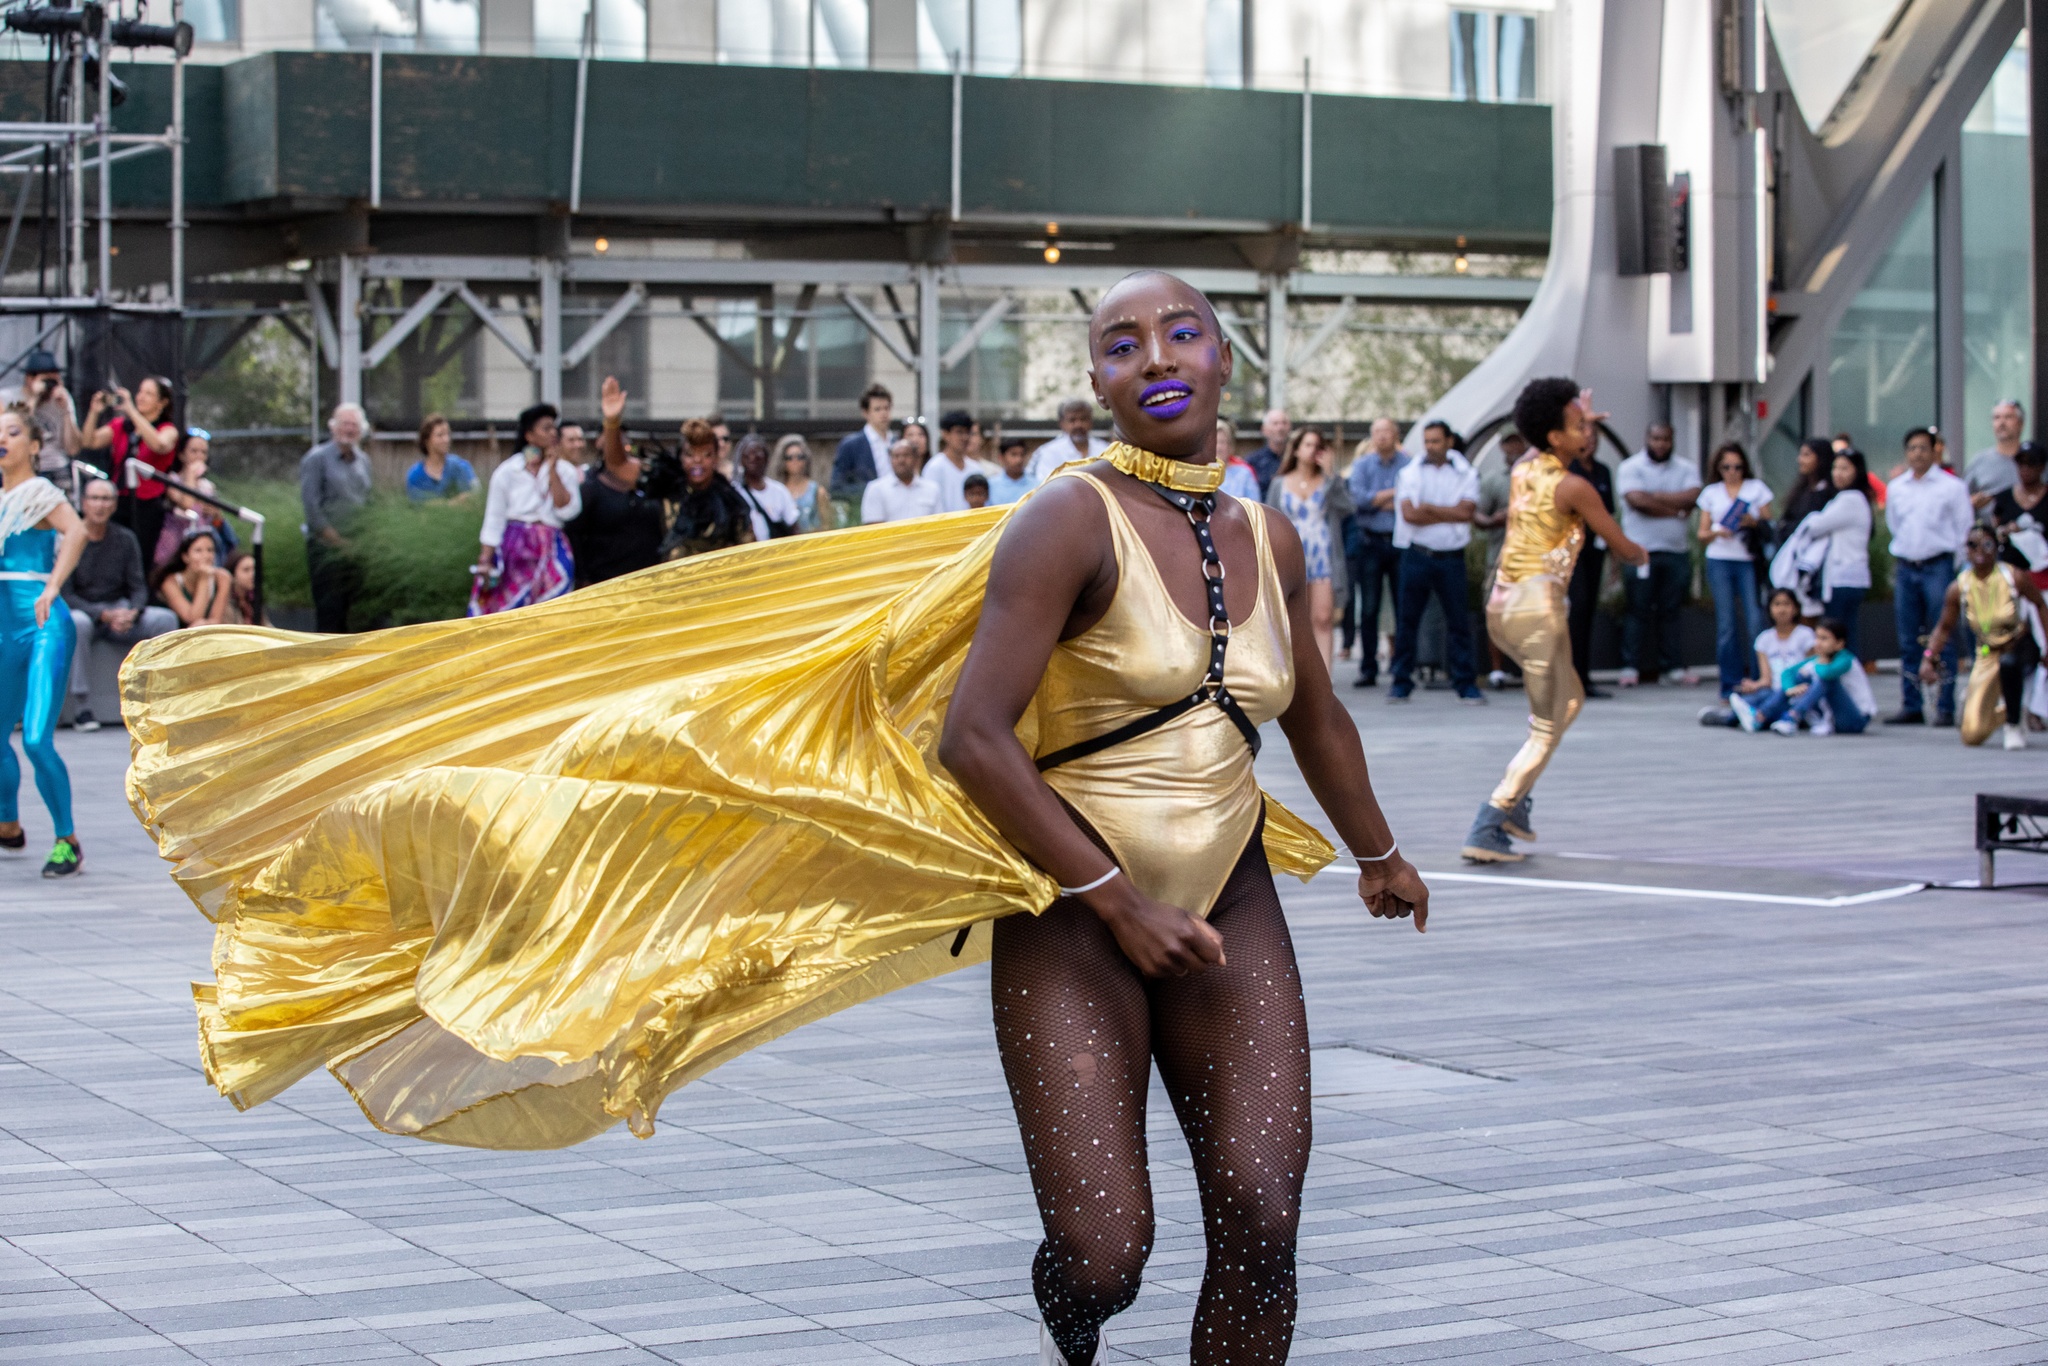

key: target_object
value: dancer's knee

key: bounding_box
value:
[1038,1216,1153,1316]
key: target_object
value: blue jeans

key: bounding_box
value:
[1623,549,1690,676]
[1391,546,1477,688]
[1822,584,1866,661]
[1348,527,1401,682]
[1706,557,1763,697]
[1893,556,1957,716]
[1754,675,1869,733]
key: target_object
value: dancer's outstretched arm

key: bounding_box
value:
[1264,507,1432,931]
[941,478,1230,977]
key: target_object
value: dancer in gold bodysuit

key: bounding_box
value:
[1462,378,1644,862]
[1921,524,2047,749]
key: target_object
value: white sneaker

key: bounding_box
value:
[1488,670,1508,689]
[1729,694,1760,732]
[2005,724,2027,751]
[1809,717,1834,737]
[1663,670,1701,687]
[1040,1324,1106,1365]
[1616,668,1640,688]
[1770,718,1799,736]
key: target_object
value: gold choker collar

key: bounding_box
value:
[1105,442,1227,494]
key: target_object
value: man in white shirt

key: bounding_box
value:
[927,410,999,512]
[861,439,942,524]
[475,402,583,614]
[1888,425,1975,723]
[1388,420,1483,703]
[1026,398,1108,482]
[1615,422,1701,688]
[1965,399,2026,509]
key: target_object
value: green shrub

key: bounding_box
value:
[346,492,484,626]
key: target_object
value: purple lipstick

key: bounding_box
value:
[1138,380,1193,421]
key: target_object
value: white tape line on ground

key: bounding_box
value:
[1318,866,1926,908]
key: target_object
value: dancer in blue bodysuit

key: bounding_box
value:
[0,406,88,876]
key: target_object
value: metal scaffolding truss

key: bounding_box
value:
[320,253,1538,416]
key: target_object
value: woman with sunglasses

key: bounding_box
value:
[775,434,832,532]
[1696,441,1775,696]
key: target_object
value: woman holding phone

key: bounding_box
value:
[1696,441,1775,697]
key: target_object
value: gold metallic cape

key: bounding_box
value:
[123,501,1335,1150]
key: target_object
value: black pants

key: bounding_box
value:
[307,540,361,634]
[1622,549,1689,678]
[1348,529,1401,682]
[1567,546,1605,688]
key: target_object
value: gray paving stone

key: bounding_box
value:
[6,688,2048,1362]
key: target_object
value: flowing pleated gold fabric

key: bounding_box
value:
[124,488,1336,1149]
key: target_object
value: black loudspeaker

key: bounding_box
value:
[1615,144,1674,277]
[68,307,184,424]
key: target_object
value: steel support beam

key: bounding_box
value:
[1216,309,1267,373]
[538,258,563,405]
[941,293,1012,371]
[303,275,340,368]
[562,282,648,370]
[916,261,941,420]
[1265,274,1291,411]
[2034,0,2048,430]
[1935,146,1966,449]
[450,281,537,368]
[361,279,458,370]
[338,254,363,406]
[838,289,916,370]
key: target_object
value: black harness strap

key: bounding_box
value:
[1036,479,1261,774]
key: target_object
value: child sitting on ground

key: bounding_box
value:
[1730,616,1874,735]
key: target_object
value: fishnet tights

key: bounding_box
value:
[992,827,1310,1365]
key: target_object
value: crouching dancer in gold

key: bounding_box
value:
[1462,378,1644,862]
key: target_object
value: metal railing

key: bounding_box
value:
[81,456,269,625]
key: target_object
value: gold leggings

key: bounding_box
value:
[1486,575,1582,810]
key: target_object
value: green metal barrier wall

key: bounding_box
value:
[0,53,1551,244]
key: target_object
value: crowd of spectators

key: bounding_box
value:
[20,344,2046,757]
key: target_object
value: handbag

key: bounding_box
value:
[741,486,798,539]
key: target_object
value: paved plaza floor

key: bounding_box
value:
[6,678,2048,1364]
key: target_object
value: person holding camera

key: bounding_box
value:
[9,350,81,480]
[80,374,179,561]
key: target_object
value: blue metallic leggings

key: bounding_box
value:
[0,595,76,836]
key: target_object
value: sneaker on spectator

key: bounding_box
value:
[1698,705,1736,727]
[70,708,100,734]
[1770,718,1798,736]
[2005,723,2027,751]
[1487,670,1508,689]
[1809,717,1834,737]
[1387,681,1414,703]
[1456,685,1487,705]
[1885,709,1924,725]
[1729,693,1760,732]
[1662,670,1700,687]
[1616,667,1639,688]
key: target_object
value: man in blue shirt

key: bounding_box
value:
[1245,408,1288,494]
[986,437,1040,506]
[831,384,894,500]
[1344,417,1410,687]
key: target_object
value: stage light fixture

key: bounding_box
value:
[3,4,105,39]
[110,17,194,55]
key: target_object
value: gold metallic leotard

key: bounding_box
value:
[1487,451,1586,809]
[1960,562,2027,745]
[1031,472,1294,916]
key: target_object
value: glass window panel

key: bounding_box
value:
[1497,14,1536,103]
[1828,182,1935,459]
[420,0,480,52]
[919,0,1020,75]
[1449,12,1481,102]
[804,307,868,416]
[1962,35,2030,459]
[187,0,238,43]
[719,0,868,68]
[1205,0,1243,87]
[714,300,759,415]
[938,310,1020,414]
[316,0,418,49]
[534,0,644,59]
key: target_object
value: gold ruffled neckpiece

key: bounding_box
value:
[1105,441,1226,494]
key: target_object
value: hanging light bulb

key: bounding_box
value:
[1044,245,1062,264]
[594,237,610,253]
[1453,254,1469,274]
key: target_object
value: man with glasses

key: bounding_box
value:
[61,478,175,730]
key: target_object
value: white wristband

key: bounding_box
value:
[1059,866,1122,896]
[1351,844,1399,864]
